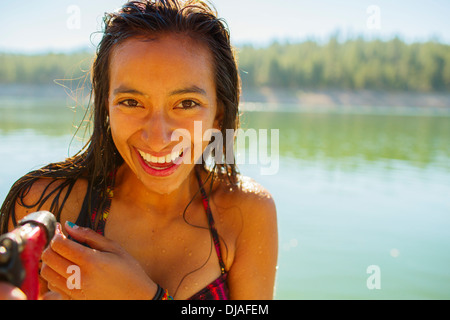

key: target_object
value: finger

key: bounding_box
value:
[46,282,71,300]
[42,246,78,278]
[65,222,119,253]
[42,264,83,300]
[49,232,91,266]
[41,262,67,288]
[40,291,62,300]
[55,222,63,235]
[47,280,85,300]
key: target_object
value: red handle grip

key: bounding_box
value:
[19,224,48,300]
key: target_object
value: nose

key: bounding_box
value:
[141,110,174,152]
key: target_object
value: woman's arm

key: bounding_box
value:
[7,178,87,232]
[226,184,278,300]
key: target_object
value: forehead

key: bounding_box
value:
[109,34,215,91]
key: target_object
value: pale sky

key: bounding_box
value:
[1,0,449,53]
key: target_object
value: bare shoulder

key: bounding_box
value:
[216,174,277,219]
[235,175,277,234]
[10,177,88,229]
[212,174,278,244]
[237,175,276,208]
[213,174,278,299]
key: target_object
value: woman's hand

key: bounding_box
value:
[41,222,157,300]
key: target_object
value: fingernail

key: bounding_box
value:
[66,221,79,229]
[55,223,62,234]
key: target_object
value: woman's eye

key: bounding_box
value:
[119,99,141,108]
[179,100,200,110]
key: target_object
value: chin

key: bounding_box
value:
[141,166,194,195]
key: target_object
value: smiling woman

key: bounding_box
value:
[0,0,278,300]
[107,35,219,187]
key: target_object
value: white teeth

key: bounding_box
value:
[138,149,183,164]
[171,149,183,162]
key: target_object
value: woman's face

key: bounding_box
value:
[108,34,221,194]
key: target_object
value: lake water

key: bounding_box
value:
[1,91,449,300]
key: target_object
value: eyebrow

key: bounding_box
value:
[112,86,145,96]
[112,85,207,97]
[169,86,207,96]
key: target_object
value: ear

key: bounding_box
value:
[105,100,111,127]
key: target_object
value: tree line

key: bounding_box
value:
[1,37,449,92]
[238,37,450,92]
[0,52,93,87]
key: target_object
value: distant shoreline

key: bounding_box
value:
[0,84,76,99]
[241,87,450,108]
[1,84,450,108]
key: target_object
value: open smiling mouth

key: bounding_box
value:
[135,148,186,177]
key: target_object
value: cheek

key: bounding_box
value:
[109,112,122,143]
[190,117,218,159]
[109,112,136,155]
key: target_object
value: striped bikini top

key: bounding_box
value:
[78,169,229,300]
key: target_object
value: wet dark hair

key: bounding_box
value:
[0,0,241,233]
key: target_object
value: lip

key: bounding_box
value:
[134,147,187,177]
